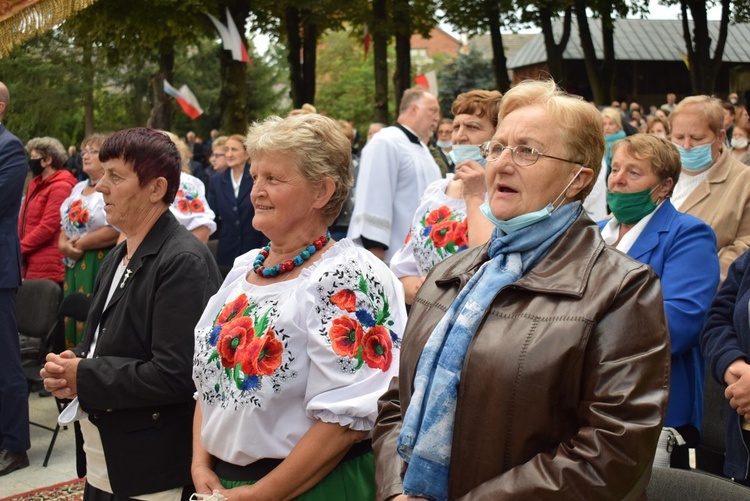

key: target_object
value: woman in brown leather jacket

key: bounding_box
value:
[373,79,671,501]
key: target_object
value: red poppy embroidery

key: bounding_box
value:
[216,317,254,368]
[78,209,90,225]
[177,199,191,214]
[429,220,454,248]
[450,221,468,248]
[329,316,364,357]
[330,289,357,312]
[361,325,393,371]
[69,207,81,223]
[238,328,283,376]
[190,198,205,213]
[217,294,250,324]
[425,206,452,226]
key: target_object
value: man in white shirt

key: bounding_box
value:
[348,87,442,262]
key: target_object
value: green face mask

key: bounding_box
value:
[606,185,660,225]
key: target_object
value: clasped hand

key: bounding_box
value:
[725,359,750,420]
[41,350,81,399]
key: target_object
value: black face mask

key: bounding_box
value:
[29,158,44,177]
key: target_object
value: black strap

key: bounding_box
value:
[213,439,372,482]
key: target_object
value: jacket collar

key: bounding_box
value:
[626,200,677,261]
[223,163,252,198]
[393,123,422,145]
[105,210,180,309]
[434,212,604,298]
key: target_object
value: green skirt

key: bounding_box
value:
[63,247,112,348]
[219,452,375,501]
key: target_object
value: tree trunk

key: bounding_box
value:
[486,2,511,92]
[600,4,615,104]
[684,0,730,94]
[372,0,389,124]
[392,0,411,110]
[81,42,95,135]
[575,2,604,104]
[147,39,174,131]
[302,14,317,105]
[286,5,304,108]
[540,6,572,85]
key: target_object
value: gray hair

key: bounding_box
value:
[26,137,67,169]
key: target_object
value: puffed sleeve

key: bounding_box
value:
[302,247,407,430]
[389,234,419,279]
[170,173,217,235]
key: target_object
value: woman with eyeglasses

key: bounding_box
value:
[58,134,120,347]
[373,79,670,500]
[599,134,719,469]
[389,90,502,304]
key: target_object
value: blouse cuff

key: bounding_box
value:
[312,409,373,431]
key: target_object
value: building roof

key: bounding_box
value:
[507,18,750,69]
[468,33,537,60]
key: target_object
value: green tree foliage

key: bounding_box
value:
[437,50,497,118]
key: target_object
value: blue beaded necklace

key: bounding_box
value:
[253,232,331,278]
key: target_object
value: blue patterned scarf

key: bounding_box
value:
[396,202,582,501]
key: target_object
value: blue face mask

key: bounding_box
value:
[450,144,486,167]
[480,167,584,234]
[674,142,714,172]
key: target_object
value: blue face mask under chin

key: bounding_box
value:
[480,166,584,234]
[450,144,487,167]
[674,142,714,172]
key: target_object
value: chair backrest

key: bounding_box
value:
[16,279,62,339]
[647,467,750,500]
[58,293,93,323]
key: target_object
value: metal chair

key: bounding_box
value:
[647,467,750,500]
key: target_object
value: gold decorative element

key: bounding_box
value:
[0,0,98,58]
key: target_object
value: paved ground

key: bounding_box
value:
[0,393,77,498]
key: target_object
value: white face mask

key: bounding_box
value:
[732,137,748,150]
[436,139,452,149]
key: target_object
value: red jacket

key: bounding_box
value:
[18,169,76,282]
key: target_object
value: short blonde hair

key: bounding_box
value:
[245,114,352,225]
[82,133,109,150]
[160,130,192,173]
[670,95,724,135]
[611,134,681,196]
[211,136,228,150]
[646,116,670,136]
[601,107,623,131]
[498,79,604,200]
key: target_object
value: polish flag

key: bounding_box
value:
[163,80,203,119]
[207,8,250,63]
[415,71,438,97]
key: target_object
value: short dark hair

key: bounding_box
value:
[99,128,181,204]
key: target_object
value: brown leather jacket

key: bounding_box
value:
[373,213,670,500]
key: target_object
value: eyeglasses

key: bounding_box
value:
[480,141,581,167]
[81,149,99,156]
[210,153,225,158]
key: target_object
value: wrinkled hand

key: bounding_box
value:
[453,161,487,201]
[191,464,223,495]
[42,350,80,399]
[725,360,750,419]
[215,484,257,501]
[68,238,84,260]
[400,276,426,305]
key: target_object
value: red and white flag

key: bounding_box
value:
[363,24,371,60]
[207,8,250,63]
[415,71,438,97]
[163,79,203,120]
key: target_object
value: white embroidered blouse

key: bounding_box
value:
[170,172,217,234]
[60,181,109,240]
[192,239,406,466]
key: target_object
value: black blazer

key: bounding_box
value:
[0,123,27,289]
[73,211,222,496]
[207,165,266,267]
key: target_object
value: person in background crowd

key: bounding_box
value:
[423,130,450,178]
[731,124,750,166]
[162,131,216,244]
[330,119,360,240]
[58,133,120,347]
[366,123,385,142]
[663,92,677,113]
[0,81,31,476]
[63,145,82,179]
[19,137,76,285]
[647,116,671,139]
[42,127,222,501]
[207,134,266,269]
[209,136,228,174]
[702,246,750,487]
[729,92,740,105]
[390,90,502,304]
[735,104,749,130]
[669,95,750,281]
[191,113,406,500]
[435,118,454,173]
[348,87,441,263]
[373,79,669,501]
[599,133,719,469]
[602,107,626,179]
[722,101,736,149]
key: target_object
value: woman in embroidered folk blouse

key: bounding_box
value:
[58,133,120,347]
[191,113,407,500]
[389,90,502,304]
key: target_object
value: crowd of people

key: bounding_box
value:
[1,76,750,500]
